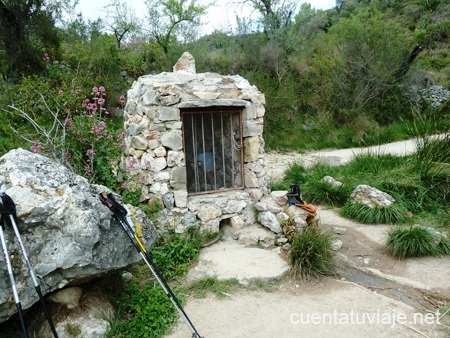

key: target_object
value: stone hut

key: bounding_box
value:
[121,52,269,234]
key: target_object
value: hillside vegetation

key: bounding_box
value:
[0,0,449,179]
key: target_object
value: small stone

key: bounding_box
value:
[331,239,343,251]
[122,272,133,281]
[322,175,343,187]
[282,243,291,251]
[49,287,82,309]
[332,227,347,235]
[277,238,288,244]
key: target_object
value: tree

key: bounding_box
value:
[104,0,140,48]
[237,0,298,32]
[0,0,60,78]
[325,9,412,120]
[144,0,208,55]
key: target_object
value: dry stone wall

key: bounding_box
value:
[121,53,269,233]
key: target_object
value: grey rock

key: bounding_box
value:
[173,51,196,74]
[258,211,282,233]
[331,239,343,251]
[0,149,157,323]
[322,175,343,187]
[350,184,395,208]
[161,129,182,150]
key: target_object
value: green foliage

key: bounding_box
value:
[138,198,163,220]
[0,0,60,78]
[386,225,447,258]
[305,180,348,207]
[106,228,203,337]
[438,237,450,255]
[340,202,409,225]
[121,189,142,206]
[408,107,450,180]
[146,0,208,55]
[107,280,178,338]
[151,229,203,279]
[289,227,336,279]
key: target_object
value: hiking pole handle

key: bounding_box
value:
[99,192,113,208]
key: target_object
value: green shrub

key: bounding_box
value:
[386,225,443,258]
[107,280,178,338]
[152,229,203,279]
[289,227,335,280]
[340,202,409,224]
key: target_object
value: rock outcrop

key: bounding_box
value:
[0,149,157,323]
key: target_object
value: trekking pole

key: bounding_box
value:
[0,200,29,338]
[99,192,203,338]
[0,193,59,338]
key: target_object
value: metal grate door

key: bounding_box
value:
[182,108,244,194]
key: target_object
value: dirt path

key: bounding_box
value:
[166,212,450,338]
[165,139,450,338]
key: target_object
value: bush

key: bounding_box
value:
[340,202,409,224]
[107,280,178,338]
[152,228,203,279]
[386,225,445,258]
[289,227,335,280]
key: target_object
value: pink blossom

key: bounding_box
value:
[30,140,43,153]
[119,95,126,103]
[86,149,95,156]
[58,90,64,95]
[92,87,99,94]
[99,86,106,92]
[99,121,106,128]
[122,182,129,189]
[118,132,125,140]
[98,97,105,105]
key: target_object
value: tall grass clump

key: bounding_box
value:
[386,225,449,258]
[408,106,450,180]
[289,227,335,280]
[304,179,348,206]
[340,202,409,224]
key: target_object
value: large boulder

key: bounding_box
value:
[0,149,157,323]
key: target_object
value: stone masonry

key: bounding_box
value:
[121,52,270,234]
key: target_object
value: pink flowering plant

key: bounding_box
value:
[63,86,125,186]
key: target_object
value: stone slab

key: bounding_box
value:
[187,239,289,284]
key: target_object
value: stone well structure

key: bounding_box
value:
[121,52,269,233]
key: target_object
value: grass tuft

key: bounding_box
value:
[186,277,240,298]
[386,225,443,258]
[289,227,336,280]
[340,202,409,224]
